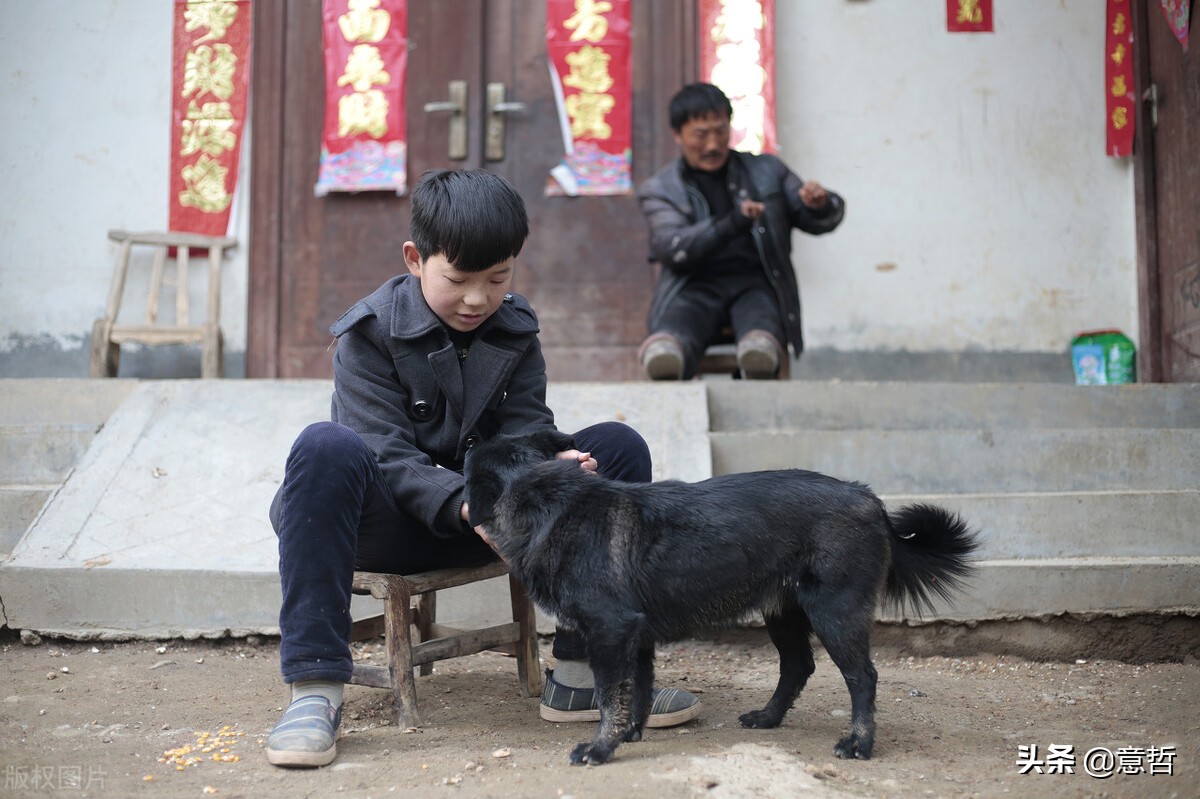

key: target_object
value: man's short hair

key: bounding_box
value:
[668,83,733,131]
[409,169,529,272]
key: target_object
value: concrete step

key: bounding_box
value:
[0,379,138,552]
[0,485,53,553]
[707,381,1200,431]
[0,422,103,484]
[881,556,1200,623]
[0,378,136,426]
[709,428,1199,493]
[879,490,1200,559]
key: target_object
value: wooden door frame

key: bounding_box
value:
[1132,0,1164,383]
[247,0,288,378]
[247,0,697,378]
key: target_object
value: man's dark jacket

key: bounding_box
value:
[637,150,845,355]
[328,274,554,537]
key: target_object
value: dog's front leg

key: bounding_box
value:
[627,645,656,741]
[568,617,645,765]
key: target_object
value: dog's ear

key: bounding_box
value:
[464,465,503,527]
[529,428,576,458]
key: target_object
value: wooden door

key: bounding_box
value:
[1134,2,1200,382]
[249,1,694,379]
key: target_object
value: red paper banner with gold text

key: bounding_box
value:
[1106,0,1136,157]
[316,0,408,195]
[169,0,252,236]
[946,0,994,33]
[699,0,776,155]
[545,0,633,196]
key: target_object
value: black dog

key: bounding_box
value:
[464,429,978,765]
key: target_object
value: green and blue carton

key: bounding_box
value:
[1071,330,1135,384]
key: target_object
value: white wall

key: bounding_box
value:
[0,1,1138,376]
[776,0,1139,353]
[0,1,250,372]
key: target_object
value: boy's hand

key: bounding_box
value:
[556,449,598,474]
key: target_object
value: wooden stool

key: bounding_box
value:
[348,561,543,729]
[698,329,792,379]
[90,229,237,378]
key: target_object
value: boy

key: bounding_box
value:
[266,169,698,768]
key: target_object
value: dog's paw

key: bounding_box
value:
[569,742,614,765]
[833,734,873,760]
[622,725,643,743]
[737,709,783,729]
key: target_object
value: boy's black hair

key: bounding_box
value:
[668,83,733,132]
[409,169,529,272]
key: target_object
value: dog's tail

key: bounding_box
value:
[883,503,979,617]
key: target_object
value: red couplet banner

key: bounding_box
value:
[946,0,994,33]
[316,0,408,195]
[699,0,776,155]
[1106,0,1136,157]
[545,0,633,196]
[168,0,252,236]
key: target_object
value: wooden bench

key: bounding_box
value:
[349,562,543,729]
[90,229,236,378]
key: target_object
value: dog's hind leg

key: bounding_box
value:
[739,606,815,729]
[808,605,878,760]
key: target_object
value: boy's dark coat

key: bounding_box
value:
[330,275,554,536]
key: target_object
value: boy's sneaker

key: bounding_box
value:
[539,669,701,728]
[266,695,342,768]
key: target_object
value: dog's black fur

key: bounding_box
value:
[464,429,979,765]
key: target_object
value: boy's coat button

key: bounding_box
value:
[412,400,432,420]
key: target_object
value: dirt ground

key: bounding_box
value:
[1,626,1196,799]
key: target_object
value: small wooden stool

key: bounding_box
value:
[90,229,237,378]
[348,562,543,729]
[698,329,792,379]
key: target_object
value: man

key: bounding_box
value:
[637,83,845,380]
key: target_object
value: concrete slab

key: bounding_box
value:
[708,381,1200,431]
[711,428,1200,493]
[881,557,1200,623]
[879,490,1200,559]
[0,379,710,639]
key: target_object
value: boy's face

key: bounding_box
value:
[403,242,514,333]
[675,110,732,172]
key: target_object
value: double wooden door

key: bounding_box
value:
[249,1,694,380]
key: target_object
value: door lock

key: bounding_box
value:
[486,82,527,161]
[424,80,468,160]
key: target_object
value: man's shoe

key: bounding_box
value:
[736,331,781,379]
[539,669,701,728]
[266,695,342,768]
[639,335,685,380]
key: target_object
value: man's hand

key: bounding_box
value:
[556,449,598,474]
[799,180,829,209]
[739,197,765,219]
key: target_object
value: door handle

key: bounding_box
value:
[1142,83,1159,130]
[486,82,527,161]
[423,80,468,160]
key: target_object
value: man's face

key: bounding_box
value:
[404,242,514,333]
[674,111,732,172]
